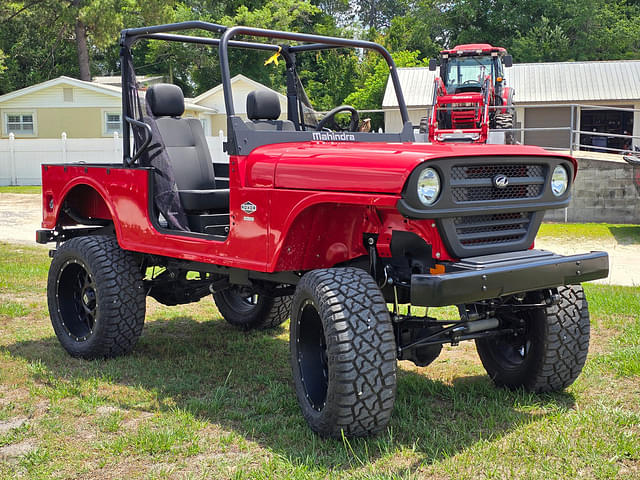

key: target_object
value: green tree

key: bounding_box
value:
[386,0,442,59]
[352,0,410,30]
[0,2,79,93]
[345,50,428,129]
[510,17,570,62]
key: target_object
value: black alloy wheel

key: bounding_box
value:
[290,268,397,437]
[476,286,590,392]
[48,235,146,359]
[213,288,291,330]
[56,259,98,341]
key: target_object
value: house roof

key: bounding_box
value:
[382,60,640,108]
[93,75,164,87]
[0,76,122,103]
[0,75,216,113]
[192,74,286,105]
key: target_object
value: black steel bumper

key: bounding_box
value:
[411,249,609,307]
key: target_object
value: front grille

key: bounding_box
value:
[451,164,544,180]
[454,212,532,246]
[452,184,543,202]
[451,164,545,203]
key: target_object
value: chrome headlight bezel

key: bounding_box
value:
[417,167,441,206]
[551,165,569,197]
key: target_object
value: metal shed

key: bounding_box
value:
[383,60,640,149]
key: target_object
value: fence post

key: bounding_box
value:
[569,105,575,156]
[8,132,16,186]
[113,131,120,162]
[61,132,67,163]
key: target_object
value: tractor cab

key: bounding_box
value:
[426,44,514,144]
[434,44,511,94]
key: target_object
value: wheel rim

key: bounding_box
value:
[297,300,328,412]
[220,289,260,313]
[56,260,97,342]
[489,335,531,367]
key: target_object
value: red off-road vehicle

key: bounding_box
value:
[38,22,608,437]
[426,44,515,144]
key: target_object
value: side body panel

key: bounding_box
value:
[41,141,576,272]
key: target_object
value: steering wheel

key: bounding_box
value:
[316,105,360,132]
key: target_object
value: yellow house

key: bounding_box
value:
[192,74,288,135]
[0,74,284,139]
[0,76,216,139]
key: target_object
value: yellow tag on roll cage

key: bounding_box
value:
[264,46,282,66]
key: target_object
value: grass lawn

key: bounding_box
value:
[539,222,640,244]
[0,186,41,195]
[0,242,638,479]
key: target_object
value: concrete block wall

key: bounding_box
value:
[544,158,640,223]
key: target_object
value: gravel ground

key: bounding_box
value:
[0,192,637,286]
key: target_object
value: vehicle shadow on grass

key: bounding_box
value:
[6,315,576,473]
[608,225,640,245]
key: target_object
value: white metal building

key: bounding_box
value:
[383,60,640,149]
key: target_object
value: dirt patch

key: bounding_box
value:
[96,406,122,416]
[536,236,640,287]
[0,440,36,460]
[0,193,45,247]
[0,417,28,435]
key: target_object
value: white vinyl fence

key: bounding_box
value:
[0,131,229,186]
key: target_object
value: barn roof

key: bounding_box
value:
[382,60,640,107]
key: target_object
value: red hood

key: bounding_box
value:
[245,142,577,193]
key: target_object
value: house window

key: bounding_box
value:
[63,88,74,102]
[5,113,35,135]
[200,117,210,136]
[105,112,121,134]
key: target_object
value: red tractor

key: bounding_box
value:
[38,22,608,438]
[426,44,515,144]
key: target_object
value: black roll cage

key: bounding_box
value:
[119,21,413,164]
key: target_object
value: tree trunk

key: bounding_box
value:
[75,18,91,81]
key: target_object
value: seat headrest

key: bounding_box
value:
[146,84,185,117]
[246,90,280,120]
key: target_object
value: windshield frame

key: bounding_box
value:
[443,55,499,92]
[120,21,413,162]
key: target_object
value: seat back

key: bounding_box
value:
[146,84,216,191]
[246,90,295,131]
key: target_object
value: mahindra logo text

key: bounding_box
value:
[312,132,356,141]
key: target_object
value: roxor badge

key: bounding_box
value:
[241,202,257,214]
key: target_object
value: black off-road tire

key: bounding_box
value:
[213,290,291,330]
[47,235,146,359]
[290,268,397,437]
[476,285,590,392]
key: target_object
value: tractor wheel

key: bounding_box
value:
[47,235,146,359]
[495,111,516,144]
[476,286,590,392]
[290,268,397,437]
[213,288,291,330]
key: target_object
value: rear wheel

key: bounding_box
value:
[476,286,590,392]
[47,235,146,359]
[290,268,397,437]
[213,288,291,330]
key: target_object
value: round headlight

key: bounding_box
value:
[551,165,568,196]
[417,167,441,206]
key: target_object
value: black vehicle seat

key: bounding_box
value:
[246,90,295,131]
[146,84,229,212]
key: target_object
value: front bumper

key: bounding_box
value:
[411,249,609,307]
